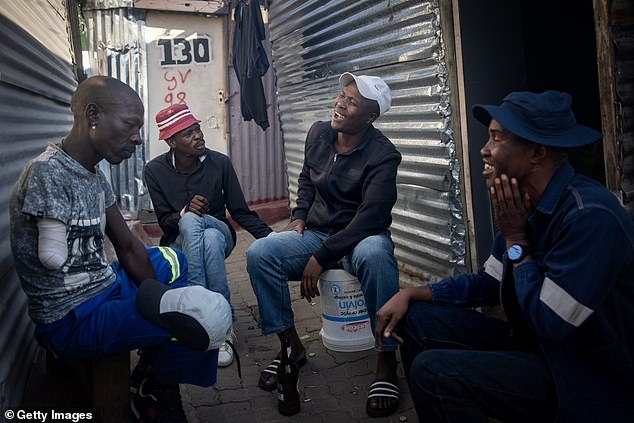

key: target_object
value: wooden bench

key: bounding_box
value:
[46,349,130,423]
[88,352,130,422]
[43,218,153,422]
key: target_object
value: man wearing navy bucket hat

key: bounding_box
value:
[376,90,634,422]
[247,72,403,417]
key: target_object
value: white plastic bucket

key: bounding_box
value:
[318,269,375,352]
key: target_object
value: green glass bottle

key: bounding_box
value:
[277,337,300,416]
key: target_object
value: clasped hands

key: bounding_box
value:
[187,194,209,216]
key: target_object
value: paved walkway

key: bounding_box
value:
[22,221,417,422]
[181,221,415,422]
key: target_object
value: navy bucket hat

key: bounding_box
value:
[472,90,602,147]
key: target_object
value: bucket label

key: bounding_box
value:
[343,319,371,333]
[321,283,368,317]
[319,271,375,351]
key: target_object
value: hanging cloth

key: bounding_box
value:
[232,0,270,130]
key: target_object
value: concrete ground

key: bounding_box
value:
[21,221,416,422]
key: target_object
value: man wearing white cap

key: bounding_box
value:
[144,103,273,368]
[247,72,402,417]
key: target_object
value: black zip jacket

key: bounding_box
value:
[144,149,272,246]
[292,121,401,266]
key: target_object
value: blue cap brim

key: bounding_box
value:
[472,104,602,148]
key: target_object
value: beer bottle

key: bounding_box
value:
[277,337,300,416]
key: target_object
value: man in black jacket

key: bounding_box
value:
[247,72,403,417]
[144,103,273,367]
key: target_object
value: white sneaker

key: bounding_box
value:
[217,329,236,367]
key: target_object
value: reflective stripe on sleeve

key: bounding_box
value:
[157,246,180,283]
[539,277,594,327]
[483,255,503,282]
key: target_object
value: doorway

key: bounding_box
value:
[457,0,602,267]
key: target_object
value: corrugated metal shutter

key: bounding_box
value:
[268,0,466,283]
[83,2,149,213]
[0,3,78,410]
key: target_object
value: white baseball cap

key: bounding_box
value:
[137,280,232,351]
[339,72,392,116]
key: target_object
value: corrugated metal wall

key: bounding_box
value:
[0,3,78,410]
[228,19,288,204]
[228,64,288,204]
[613,1,634,218]
[268,0,466,283]
[83,1,150,213]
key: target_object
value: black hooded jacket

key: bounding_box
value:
[292,121,401,266]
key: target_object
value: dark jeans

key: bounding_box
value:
[399,302,557,423]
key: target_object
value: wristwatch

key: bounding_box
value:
[506,244,531,264]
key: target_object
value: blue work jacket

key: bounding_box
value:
[430,162,634,422]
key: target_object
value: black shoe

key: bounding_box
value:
[131,377,188,423]
[130,352,154,395]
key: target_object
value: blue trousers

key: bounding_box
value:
[34,246,218,386]
[399,302,557,423]
[246,228,400,351]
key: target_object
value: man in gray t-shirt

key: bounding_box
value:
[10,76,231,423]
[11,143,116,324]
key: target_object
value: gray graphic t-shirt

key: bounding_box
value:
[10,143,117,324]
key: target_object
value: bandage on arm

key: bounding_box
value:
[37,218,68,270]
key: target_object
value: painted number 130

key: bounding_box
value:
[158,37,211,66]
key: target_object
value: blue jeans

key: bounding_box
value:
[173,212,235,316]
[246,229,400,351]
[399,302,557,423]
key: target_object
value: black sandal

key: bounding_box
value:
[365,379,400,417]
[257,353,307,391]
